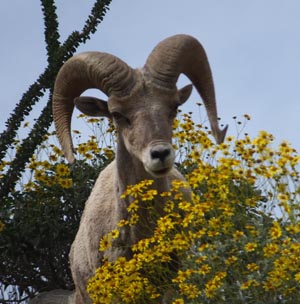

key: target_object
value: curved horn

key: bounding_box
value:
[144,34,227,144]
[52,52,136,163]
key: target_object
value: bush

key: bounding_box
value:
[0,117,114,300]
[2,112,300,303]
[87,113,300,303]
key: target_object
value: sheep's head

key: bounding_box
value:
[52,34,228,176]
[73,82,192,177]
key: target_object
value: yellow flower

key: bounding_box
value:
[246,263,259,272]
[49,154,58,162]
[103,147,114,159]
[179,283,200,299]
[294,273,300,282]
[128,213,139,225]
[199,264,211,275]
[34,169,46,182]
[172,299,184,304]
[157,216,175,232]
[163,200,174,212]
[141,189,158,201]
[28,161,39,170]
[172,269,194,283]
[278,193,289,203]
[286,224,300,234]
[240,279,259,290]
[77,143,88,155]
[218,202,234,217]
[198,243,210,252]
[208,217,221,228]
[84,153,93,160]
[171,233,190,250]
[233,230,245,239]
[55,164,70,176]
[57,178,73,189]
[270,221,282,239]
[24,181,35,191]
[52,145,62,155]
[118,219,129,227]
[205,272,226,298]
[132,238,151,252]
[99,234,112,252]
[225,256,238,265]
[160,191,171,197]
[110,229,120,239]
[263,243,279,257]
[244,242,258,252]
[178,201,192,211]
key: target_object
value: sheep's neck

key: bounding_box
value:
[115,139,170,243]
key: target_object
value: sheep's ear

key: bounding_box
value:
[178,84,193,105]
[74,96,112,118]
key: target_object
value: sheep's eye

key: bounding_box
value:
[111,112,131,125]
[112,112,123,121]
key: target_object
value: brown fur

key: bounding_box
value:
[70,82,192,303]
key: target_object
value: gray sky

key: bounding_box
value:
[1,0,300,147]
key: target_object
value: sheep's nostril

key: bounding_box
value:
[151,148,170,162]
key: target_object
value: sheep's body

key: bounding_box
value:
[49,34,227,304]
[70,161,187,303]
[70,163,116,303]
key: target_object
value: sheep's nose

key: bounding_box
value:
[151,147,171,162]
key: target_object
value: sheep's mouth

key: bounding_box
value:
[152,167,171,177]
[144,163,172,178]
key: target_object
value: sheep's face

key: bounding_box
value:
[74,84,192,178]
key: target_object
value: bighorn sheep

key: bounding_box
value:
[52,34,227,303]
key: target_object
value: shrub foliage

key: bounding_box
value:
[0,117,114,301]
[1,108,300,303]
[87,113,300,304]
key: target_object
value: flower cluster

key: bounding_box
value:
[88,113,300,303]
[4,109,300,302]
[0,115,116,192]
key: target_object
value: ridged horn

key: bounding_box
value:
[52,52,136,163]
[144,34,228,144]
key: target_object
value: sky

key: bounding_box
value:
[1,0,300,148]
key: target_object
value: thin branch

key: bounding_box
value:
[57,0,112,61]
[40,0,61,64]
[0,68,50,161]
